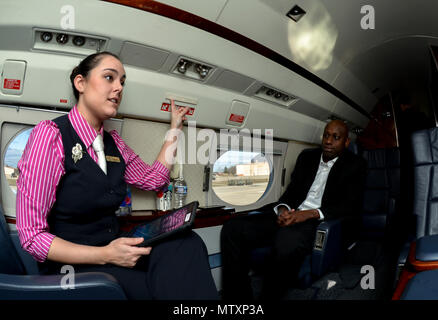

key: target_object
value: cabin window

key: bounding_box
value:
[212,150,272,206]
[3,127,32,194]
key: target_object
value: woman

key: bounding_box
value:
[16,51,218,299]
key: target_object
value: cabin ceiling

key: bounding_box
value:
[1,0,437,143]
[159,0,438,100]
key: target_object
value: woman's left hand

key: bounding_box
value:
[170,99,190,130]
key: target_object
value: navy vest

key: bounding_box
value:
[48,115,127,247]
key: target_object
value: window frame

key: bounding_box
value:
[210,149,273,207]
[1,124,33,216]
[208,139,288,212]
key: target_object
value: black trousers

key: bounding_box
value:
[44,231,219,300]
[220,212,318,300]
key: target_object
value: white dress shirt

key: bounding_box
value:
[274,155,338,220]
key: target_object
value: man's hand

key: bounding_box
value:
[277,208,294,226]
[277,209,319,227]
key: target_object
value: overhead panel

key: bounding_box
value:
[33,28,107,56]
[253,84,299,108]
[212,70,256,93]
[119,42,170,71]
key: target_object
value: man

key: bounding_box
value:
[220,120,367,300]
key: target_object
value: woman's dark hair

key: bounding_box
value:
[70,51,121,100]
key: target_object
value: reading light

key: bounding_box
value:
[173,57,214,81]
[196,64,210,78]
[177,59,189,74]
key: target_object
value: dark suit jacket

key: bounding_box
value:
[261,148,367,221]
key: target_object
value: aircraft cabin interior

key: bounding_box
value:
[1,0,438,302]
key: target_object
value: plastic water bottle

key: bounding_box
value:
[166,183,173,210]
[174,166,187,208]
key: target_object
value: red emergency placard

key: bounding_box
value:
[161,103,195,115]
[229,113,245,123]
[161,103,171,112]
[3,78,21,90]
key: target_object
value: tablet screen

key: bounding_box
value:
[130,206,193,242]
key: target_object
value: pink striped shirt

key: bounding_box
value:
[16,106,170,262]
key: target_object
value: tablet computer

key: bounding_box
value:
[128,201,198,247]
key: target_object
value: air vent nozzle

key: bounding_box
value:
[254,85,299,108]
[33,28,107,55]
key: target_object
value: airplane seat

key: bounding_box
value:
[248,144,365,295]
[0,207,127,300]
[248,211,354,292]
[359,148,400,241]
[249,146,404,298]
[398,128,438,262]
[410,128,438,239]
[347,141,361,155]
[340,147,403,298]
[400,268,438,300]
[394,128,438,299]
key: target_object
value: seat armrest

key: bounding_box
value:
[401,235,438,273]
[0,272,127,300]
[415,234,438,262]
[311,217,353,277]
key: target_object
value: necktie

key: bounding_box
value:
[92,134,107,175]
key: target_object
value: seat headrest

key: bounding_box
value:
[412,128,438,165]
[361,148,400,169]
[347,142,359,155]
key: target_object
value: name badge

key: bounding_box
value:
[105,155,121,163]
